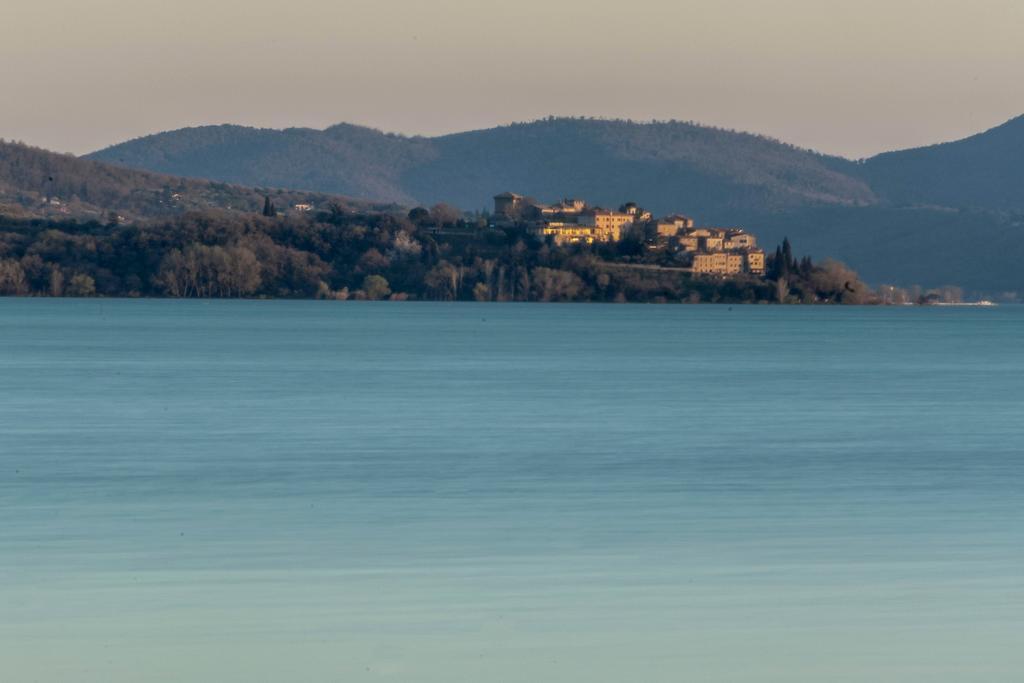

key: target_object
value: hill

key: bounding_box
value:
[87,124,436,207]
[733,206,1024,296]
[0,139,385,222]
[861,115,1024,211]
[90,115,1024,216]
[89,118,876,216]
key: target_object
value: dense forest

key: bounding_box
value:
[0,205,892,304]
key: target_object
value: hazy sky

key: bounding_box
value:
[2,0,1022,157]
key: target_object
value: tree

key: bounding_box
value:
[262,196,276,217]
[514,266,530,301]
[810,259,872,304]
[424,261,460,300]
[0,259,28,295]
[770,245,785,279]
[390,231,422,259]
[155,243,261,298]
[430,203,463,226]
[217,246,262,297]
[782,237,794,272]
[357,247,391,273]
[66,273,96,297]
[407,207,430,225]
[48,267,64,297]
[774,276,789,304]
[157,248,190,297]
[531,267,584,302]
[799,255,813,278]
[361,274,391,300]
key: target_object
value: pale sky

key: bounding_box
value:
[2,0,1022,158]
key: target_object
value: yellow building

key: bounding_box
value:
[538,198,587,216]
[692,252,744,275]
[745,250,766,275]
[677,227,755,254]
[680,228,727,251]
[724,230,757,250]
[577,210,635,241]
[621,203,653,222]
[656,223,680,237]
[677,235,700,251]
[655,214,696,237]
[666,214,695,230]
[691,249,766,275]
[702,234,725,251]
[534,222,602,245]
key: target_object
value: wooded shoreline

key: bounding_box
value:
[0,207,948,305]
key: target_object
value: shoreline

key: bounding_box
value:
[0,295,1002,307]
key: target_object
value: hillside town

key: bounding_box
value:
[492,192,766,276]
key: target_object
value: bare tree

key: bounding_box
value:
[0,259,28,295]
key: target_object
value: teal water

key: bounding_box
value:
[1,300,1022,682]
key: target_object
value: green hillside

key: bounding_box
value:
[0,139,384,221]
[860,115,1024,211]
[89,117,876,215]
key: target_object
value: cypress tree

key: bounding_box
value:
[262,196,275,217]
[800,256,813,277]
[773,245,785,278]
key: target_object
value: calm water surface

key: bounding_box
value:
[1,300,1022,682]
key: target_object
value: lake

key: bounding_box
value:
[2,300,1022,682]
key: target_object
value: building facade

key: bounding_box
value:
[576,210,635,242]
[693,252,744,275]
[535,222,604,245]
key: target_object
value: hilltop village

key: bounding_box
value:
[492,192,766,276]
[0,179,884,303]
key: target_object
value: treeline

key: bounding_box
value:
[0,206,877,303]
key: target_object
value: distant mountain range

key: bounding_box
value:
[88,115,1024,213]
[87,118,876,215]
